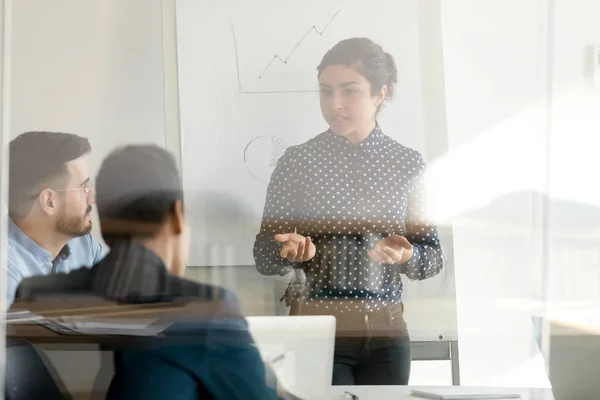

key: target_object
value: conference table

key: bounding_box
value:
[7,295,462,398]
[6,297,553,399]
[8,296,461,386]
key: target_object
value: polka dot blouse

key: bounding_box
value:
[253,124,444,312]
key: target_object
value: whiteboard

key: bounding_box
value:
[175,0,426,268]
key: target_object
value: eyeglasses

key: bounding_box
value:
[30,180,95,200]
[55,180,95,196]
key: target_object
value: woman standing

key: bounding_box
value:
[254,37,444,385]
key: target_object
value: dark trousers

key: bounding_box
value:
[332,303,411,385]
[290,300,411,386]
[332,333,411,385]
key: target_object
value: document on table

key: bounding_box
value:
[4,310,169,336]
[49,316,169,336]
[3,309,45,324]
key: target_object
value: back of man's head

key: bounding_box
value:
[9,131,91,219]
[95,145,184,247]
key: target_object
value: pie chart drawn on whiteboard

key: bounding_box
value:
[244,136,288,183]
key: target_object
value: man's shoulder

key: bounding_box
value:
[6,234,35,277]
[6,233,23,259]
[67,233,103,263]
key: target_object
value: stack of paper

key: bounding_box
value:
[49,316,169,336]
[3,309,45,324]
[4,310,169,336]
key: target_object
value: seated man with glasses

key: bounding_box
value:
[5,131,104,306]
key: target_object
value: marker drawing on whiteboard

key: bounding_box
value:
[229,10,341,94]
[243,135,288,183]
[257,10,341,80]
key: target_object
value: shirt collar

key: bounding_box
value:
[327,122,385,155]
[56,244,72,262]
[8,218,71,263]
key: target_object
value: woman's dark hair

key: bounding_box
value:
[317,37,398,114]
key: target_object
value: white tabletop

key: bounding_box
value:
[329,386,555,400]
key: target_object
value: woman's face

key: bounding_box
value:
[318,64,387,144]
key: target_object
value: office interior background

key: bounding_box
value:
[1,0,599,398]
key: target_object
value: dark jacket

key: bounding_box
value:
[16,242,284,400]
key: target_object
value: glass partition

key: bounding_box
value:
[1,0,599,398]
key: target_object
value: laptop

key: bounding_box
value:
[246,315,336,400]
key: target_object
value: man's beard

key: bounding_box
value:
[56,206,93,237]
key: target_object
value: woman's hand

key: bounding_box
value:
[274,233,316,263]
[368,235,414,265]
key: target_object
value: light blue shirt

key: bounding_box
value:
[6,218,104,306]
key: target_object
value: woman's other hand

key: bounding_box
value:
[368,235,414,265]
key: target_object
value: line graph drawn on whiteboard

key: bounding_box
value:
[229,6,345,94]
[256,10,340,80]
